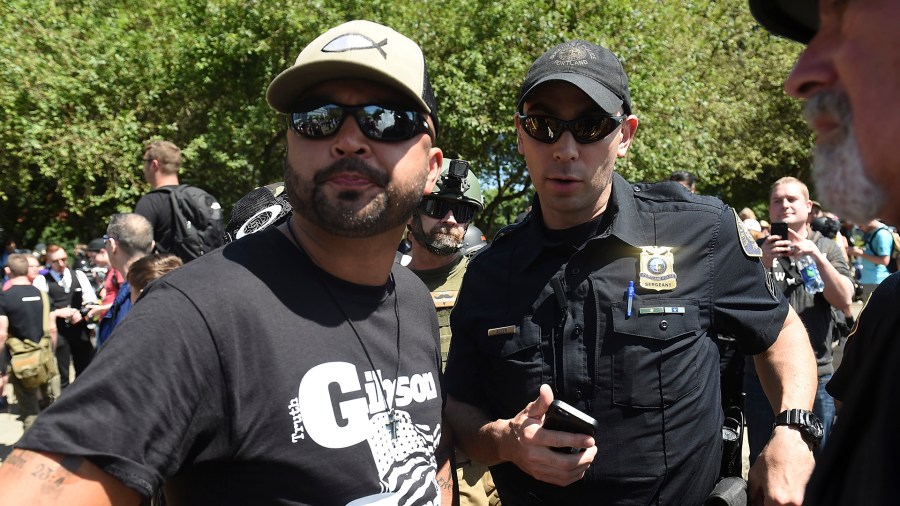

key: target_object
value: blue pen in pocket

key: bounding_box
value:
[626,281,635,317]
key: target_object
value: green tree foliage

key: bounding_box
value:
[0,0,812,246]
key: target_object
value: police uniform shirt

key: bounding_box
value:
[444,172,788,505]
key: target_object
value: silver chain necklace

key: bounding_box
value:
[286,223,402,440]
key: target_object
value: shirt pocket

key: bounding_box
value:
[609,298,702,409]
[482,316,545,410]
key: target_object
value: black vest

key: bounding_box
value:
[43,269,83,310]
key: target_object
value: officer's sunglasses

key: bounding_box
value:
[419,198,477,223]
[290,103,434,142]
[518,113,625,144]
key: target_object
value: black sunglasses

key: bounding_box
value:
[518,113,625,144]
[419,199,477,223]
[290,103,434,142]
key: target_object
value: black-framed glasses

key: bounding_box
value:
[518,113,625,144]
[102,234,116,244]
[290,103,434,142]
[419,199,477,223]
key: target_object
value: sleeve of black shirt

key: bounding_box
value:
[710,206,790,355]
[828,272,900,401]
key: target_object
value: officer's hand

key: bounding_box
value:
[500,384,596,487]
[747,425,814,506]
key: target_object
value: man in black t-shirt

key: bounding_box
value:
[134,140,185,255]
[0,254,60,430]
[0,20,452,505]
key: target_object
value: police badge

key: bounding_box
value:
[639,246,677,291]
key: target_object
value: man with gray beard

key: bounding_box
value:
[750,1,900,503]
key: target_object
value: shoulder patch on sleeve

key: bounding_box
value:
[733,209,762,258]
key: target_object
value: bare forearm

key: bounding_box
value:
[815,253,853,309]
[436,416,456,506]
[0,449,141,505]
[753,307,817,413]
[444,396,509,466]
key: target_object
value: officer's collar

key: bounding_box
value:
[512,172,650,271]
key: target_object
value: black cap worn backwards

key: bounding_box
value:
[749,0,818,44]
[517,40,632,115]
[224,182,293,244]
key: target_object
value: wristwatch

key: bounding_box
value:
[774,409,824,448]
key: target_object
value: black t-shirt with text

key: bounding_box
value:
[0,285,45,343]
[17,228,444,504]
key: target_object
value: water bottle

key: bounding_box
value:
[796,255,825,294]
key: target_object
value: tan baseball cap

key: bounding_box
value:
[266,20,439,136]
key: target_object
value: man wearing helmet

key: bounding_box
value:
[408,159,484,363]
[407,159,498,506]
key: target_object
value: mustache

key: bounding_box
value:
[312,157,389,187]
[803,91,851,132]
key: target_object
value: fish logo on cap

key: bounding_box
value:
[322,33,388,59]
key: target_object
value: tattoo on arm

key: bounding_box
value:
[437,475,453,491]
[5,451,27,470]
[2,450,87,498]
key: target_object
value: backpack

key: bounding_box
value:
[7,290,58,389]
[865,226,900,273]
[161,185,224,262]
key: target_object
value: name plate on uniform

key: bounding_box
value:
[638,306,686,315]
[487,325,516,336]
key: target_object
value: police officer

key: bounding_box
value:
[443,40,819,505]
[406,159,498,506]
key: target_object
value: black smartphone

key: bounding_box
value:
[771,222,788,239]
[544,399,600,453]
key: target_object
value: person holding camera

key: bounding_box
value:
[32,244,98,388]
[747,177,854,464]
[444,40,818,505]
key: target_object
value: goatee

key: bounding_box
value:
[284,157,426,238]
[804,92,885,224]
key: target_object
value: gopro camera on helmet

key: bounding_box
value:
[443,159,469,195]
[426,158,484,211]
